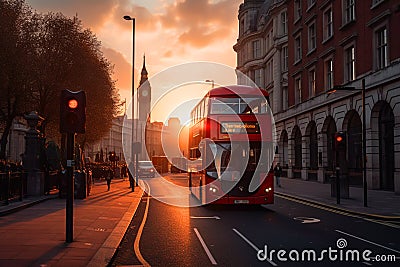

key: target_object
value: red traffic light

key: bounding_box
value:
[334,131,346,150]
[60,90,86,134]
[68,99,78,109]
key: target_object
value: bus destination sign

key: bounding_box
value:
[220,122,260,134]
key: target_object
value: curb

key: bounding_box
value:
[87,186,145,267]
[275,192,400,222]
[0,194,59,217]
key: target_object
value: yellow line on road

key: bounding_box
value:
[133,181,151,267]
[275,194,400,229]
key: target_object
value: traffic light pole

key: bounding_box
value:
[66,133,74,243]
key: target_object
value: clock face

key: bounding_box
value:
[141,90,148,97]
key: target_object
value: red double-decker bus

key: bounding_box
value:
[188,85,275,205]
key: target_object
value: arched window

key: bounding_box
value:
[293,126,302,169]
[345,110,362,185]
[308,122,318,170]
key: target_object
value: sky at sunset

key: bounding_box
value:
[26,0,242,122]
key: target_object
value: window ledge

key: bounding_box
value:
[322,35,333,44]
[306,3,316,12]
[371,0,385,10]
[307,48,316,56]
[339,19,356,31]
[294,59,302,66]
[294,16,302,25]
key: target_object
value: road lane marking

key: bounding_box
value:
[190,216,221,220]
[232,228,277,266]
[335,230,400,254]
[276,194,400,229]
[293,217,320,224]
[133,181,151,267]
[194,228,217,265]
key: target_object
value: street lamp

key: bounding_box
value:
[327,79,367,207]
[124,15,137,189]
[205,79,215,88]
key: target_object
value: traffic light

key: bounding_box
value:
[60,90,86,134]
[334,131,346,151]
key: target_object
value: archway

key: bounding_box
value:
[322,116,337,171]
[343,110,362,186]
[305,121,318,170]
[279,130,288,167]
[371,101,395,190]
[292,126,302,179]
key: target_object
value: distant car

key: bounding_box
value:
[137,161,156,178]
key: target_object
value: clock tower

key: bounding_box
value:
[138,55,151,123]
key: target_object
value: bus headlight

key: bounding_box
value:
[265,187,272,193]
[209,186,218,194]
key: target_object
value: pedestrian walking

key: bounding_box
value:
[106,167,114,191]
[274,162,282,187]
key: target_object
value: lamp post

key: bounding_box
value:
[124,15,136,189]
[205,79,215,88]
[327,78,367,207]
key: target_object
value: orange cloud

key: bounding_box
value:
[102,47,132,90]
[113,2,158,31]
[159,0,241,47]
[26,0,117,30]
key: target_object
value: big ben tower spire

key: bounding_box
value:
[138,54,151,123]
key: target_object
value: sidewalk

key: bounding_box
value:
[0,178,143,266]
[275,177,400,220]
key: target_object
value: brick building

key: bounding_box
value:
[234,0,400,193]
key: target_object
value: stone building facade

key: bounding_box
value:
[234,0,400,193]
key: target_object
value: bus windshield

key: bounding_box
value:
[205,142,263,179]
[210,97,269,115]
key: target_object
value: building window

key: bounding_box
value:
[265,59,273,85]
[254,68,263,87]
[295,35,302,62]
[295,76,302,104]
[308,22,316,52]
[308,69,316,98]
[294,0,302,21]
[253,40,261,59]
[308,0,316,9]
[343,0,355,24]
[265,33,270,52]
[323,8,333,40]
[282,86,288,110]
[376,27,388,69]
[345,46,356,82]
[281,11,287,35]
[282,45,288,71]
[325,58,334,90]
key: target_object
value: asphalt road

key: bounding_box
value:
[111,174,400,267]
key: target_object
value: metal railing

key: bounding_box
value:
[0,171,26,205]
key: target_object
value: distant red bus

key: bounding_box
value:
[188,85,274,205]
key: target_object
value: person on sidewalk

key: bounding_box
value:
[106,167,114,191]
[274,162,282,188]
